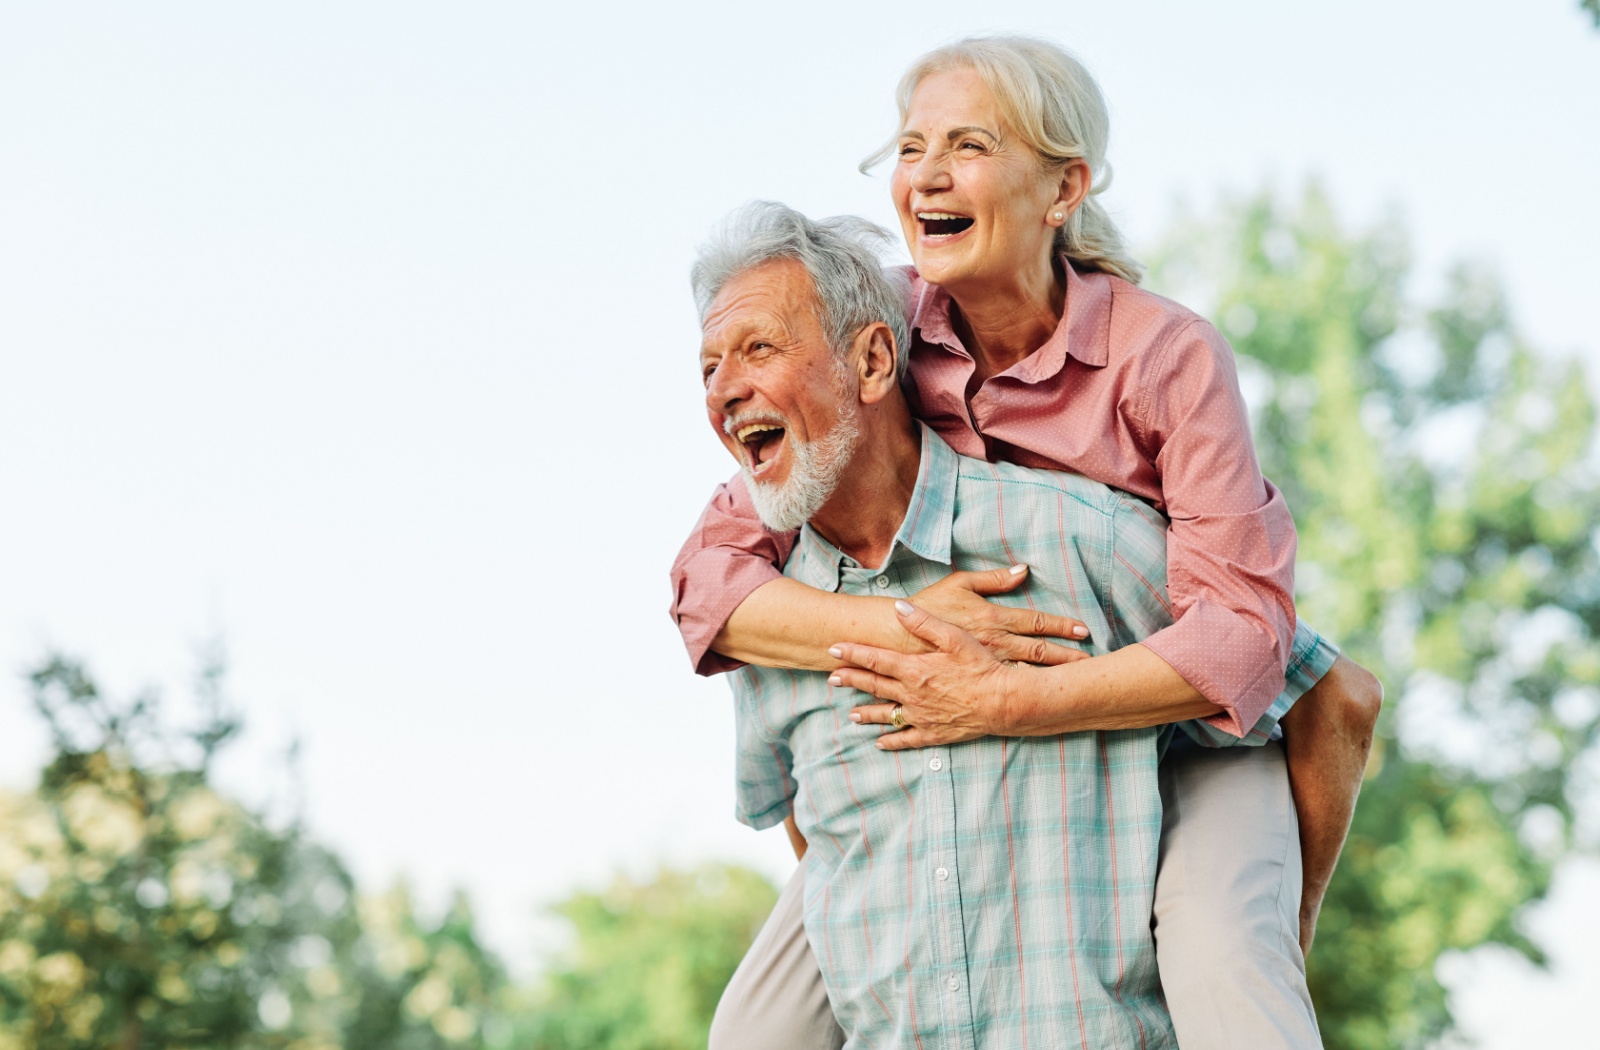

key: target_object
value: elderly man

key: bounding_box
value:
[691,201,1338,1048]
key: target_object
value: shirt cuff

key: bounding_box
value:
[736,797,795,832]
[671,547,784,676]
[1140,599,1289,738]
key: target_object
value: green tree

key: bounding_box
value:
[1151,186,1600,1049]
[1583,0,1598,29]
[521,864,777,1050]
[0,654,508,1049]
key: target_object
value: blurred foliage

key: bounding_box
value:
[519,865,776,1050]
[0,653,508,1049]
[1150,185,1600,1049]
[1584,0,1599,29]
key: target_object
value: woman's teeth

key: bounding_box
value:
[918,212,974,236]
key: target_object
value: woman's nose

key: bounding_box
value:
[910,150,951,193]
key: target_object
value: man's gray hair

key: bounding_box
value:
[691,201,911,379]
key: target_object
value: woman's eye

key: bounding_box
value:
[897,144,922,157]
[959,141,984,152]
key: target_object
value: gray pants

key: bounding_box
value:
[709,742,1321,1050]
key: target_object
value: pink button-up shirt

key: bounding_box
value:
[670,260,1299,736]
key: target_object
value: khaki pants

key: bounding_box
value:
[709,742,1322,1050]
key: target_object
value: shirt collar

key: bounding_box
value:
[791,424,958,591]
[909,257,1112,380]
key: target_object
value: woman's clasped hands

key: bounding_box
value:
[829,564,1087,750]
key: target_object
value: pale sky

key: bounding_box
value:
[2,1,1596,1043]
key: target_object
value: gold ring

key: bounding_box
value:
[890,704,908,729]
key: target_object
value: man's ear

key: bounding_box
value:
[852,322,900,405]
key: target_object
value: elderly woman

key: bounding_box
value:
[675,36,1381,1050]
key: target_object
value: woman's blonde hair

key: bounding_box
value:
[865,35,1144,284]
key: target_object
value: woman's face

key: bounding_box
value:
[890,67,1068,297]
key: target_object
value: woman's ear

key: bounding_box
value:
[1050,158,1093,225]
[853,322,900,404]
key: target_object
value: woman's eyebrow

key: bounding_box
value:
[946,125,998,141]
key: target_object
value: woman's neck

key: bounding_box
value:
[946,257,1066,379]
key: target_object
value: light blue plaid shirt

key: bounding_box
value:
[731,426,1337,1049]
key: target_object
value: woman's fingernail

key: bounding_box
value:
[1073,625,1088,638]
[827,646,843,659]
[895,600,915,616]
[849,710,861,722]
[829,675,843,687]
[1009,564,1028,575]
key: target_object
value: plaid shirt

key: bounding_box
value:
[731,426,1337,1050]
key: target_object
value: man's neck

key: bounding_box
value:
[808,414,921,571]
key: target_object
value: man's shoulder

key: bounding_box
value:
[948,449,1122,517]
[945,448,1171,552]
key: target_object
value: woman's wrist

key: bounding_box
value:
[989,663,1072,736]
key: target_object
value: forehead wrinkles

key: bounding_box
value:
[700,302,794,358]
[701,266,828,355]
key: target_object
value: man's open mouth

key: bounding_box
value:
[736,421,788,474]
[918,211,975,237]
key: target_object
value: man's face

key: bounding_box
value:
[700,259,861,530]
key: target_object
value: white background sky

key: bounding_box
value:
[1,1,1596,1043]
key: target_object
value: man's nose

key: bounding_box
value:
[704,357,752,416]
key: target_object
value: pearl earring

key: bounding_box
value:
[1053,212,1064,221]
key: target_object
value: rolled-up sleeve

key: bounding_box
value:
[1176,617,1340,748]
[1135,320,1299,736]
[669,472,798,676]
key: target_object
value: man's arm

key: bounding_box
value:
[783,814,808,861]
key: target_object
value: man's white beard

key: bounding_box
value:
[744,400,862,533]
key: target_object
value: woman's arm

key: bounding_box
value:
[832,601,1223,745]
[1132,319,1300,736]
[720,570,1092,672]
[672,473,1092,674]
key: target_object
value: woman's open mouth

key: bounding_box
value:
[736,421,788,476]
[918,211,975,238]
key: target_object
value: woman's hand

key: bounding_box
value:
[909,564,1089,666]
[830,600,1029,751]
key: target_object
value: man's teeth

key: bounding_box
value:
[736,423,784,443]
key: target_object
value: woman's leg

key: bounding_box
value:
[709,864,845,1050]
[1153,741,1323,1049]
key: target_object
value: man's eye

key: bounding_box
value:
[702,363,717,384]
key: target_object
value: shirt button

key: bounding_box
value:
[947,976,961,992]
[928,757,943,771]
[874,575,889,588]
[936,867,949,881]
